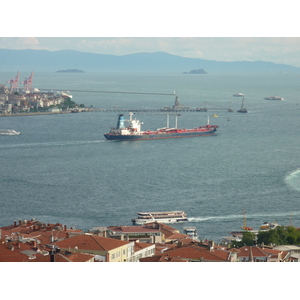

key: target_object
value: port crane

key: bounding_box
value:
[7,71,20,91]
[22,71,34,92]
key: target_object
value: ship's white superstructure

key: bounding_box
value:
[0,129,21,135]
[132,211,188,225]
[184,227,199,240]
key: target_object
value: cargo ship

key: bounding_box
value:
[104,112,219,141]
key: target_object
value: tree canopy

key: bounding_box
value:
[230,226,300,248]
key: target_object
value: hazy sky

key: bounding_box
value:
[2,2,299,67]
[1,37,300,67]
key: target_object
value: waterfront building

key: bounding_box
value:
[51,233,135,262]
[232,246,290,262]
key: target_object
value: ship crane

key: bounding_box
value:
[165,113,181,128]
[131,112,181,129]
[7,71,20,91]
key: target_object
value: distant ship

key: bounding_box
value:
[104,112,219,141]
[264,96,284,100]
[233,93,245,97]
[0,129,20,135]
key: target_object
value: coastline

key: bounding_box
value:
[0,111,72,117]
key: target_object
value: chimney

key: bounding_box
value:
[14,220,17,227]
[64,225,67,231]
[50,248,60,262]
[50,250,55,262]
[209,240,215,251]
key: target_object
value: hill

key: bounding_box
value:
[0,49,299,74]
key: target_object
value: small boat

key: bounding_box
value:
[183,227,198,240]
[259,221,279,231]
[264,96,284,100]
[237,95,247,113]
[230,211,258,237]
[0,129,21,135]
[212,114,218,117]
[132,211,188,225]
[233,93,244,97]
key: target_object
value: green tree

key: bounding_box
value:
[241,231,256,246]
[230,231,256,248]
[286,226,300,244]
[256,226,299,246]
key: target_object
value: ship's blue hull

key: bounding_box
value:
[104,128,217,141]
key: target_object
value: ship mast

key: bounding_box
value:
[241,96,245,109]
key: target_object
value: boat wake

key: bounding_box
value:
[189,215,243,222]
[0,140,104,150]
[189,211,300,223]
[285,169,300,191]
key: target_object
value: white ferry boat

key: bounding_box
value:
[132,211,188,225]
[0,129,21,135]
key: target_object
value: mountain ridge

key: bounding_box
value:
[0,49,299,74]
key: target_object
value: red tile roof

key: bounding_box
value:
[107,226,160,234]
[53,233,131,252]
[134,242,154,252]
[30,251,94,262]
[149,245,231,262]
[0,243,32,262]
[233,246,289,261]
[139,254,187,262]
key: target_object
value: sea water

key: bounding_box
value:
[0,71,300,242]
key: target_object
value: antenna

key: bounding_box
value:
[290,212,293,226]
[242,210,246,230]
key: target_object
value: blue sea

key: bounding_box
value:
[1,71,300,243]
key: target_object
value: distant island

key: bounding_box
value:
[56,69,85,73]
[183,69,207,74]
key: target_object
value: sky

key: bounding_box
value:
[1,1,300,67]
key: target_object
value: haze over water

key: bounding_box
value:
[1,71,300,242]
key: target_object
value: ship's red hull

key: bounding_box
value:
[104,127,218,140]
